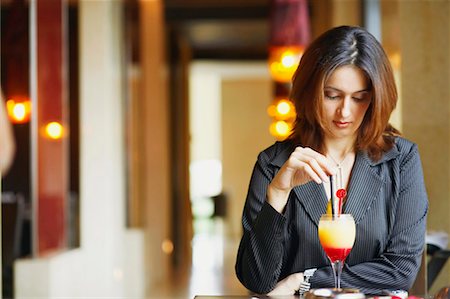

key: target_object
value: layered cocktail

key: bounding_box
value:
[318,214,356,289]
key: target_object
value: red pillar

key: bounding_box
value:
[31,0,68,255]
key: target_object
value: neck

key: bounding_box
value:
[324,137,356,159]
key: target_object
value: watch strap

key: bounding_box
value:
[296,268,317,295]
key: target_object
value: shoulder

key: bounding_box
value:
[366,136,420,166]
[393,136,417,154]
[376,136,422,170]
[393,136,421,166]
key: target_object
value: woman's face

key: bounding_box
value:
[322,65,372,141]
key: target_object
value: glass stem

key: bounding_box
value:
[331,260,343,289]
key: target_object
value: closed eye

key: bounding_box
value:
[352,95,370,103]
[325,94,340,100]
[352,91,371,102]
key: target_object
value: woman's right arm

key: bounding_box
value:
[235,151,287,294]
[235,147,334,294]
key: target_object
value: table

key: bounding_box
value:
[428,249,450,289]
[195,296,299,299]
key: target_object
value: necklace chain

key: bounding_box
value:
[327,150,352,167]
[327,149,353,194]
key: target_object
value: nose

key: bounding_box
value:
[339,97,351,118]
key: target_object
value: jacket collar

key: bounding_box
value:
[269,142,401,226]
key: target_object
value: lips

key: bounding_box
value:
[333,121,351,128]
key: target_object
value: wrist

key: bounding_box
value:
[296,268,317,296]
[267,185,290,213]
[304,268,317,283]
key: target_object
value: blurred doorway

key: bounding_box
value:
[187,60,274,296]
[154,1,272,296]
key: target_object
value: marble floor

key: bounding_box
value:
[147,218,249,299]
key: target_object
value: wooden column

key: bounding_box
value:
[399,0,450,295]
[310,0,362,39]
[139,0,172,286]
[381,0,402,131]
[31,0,68,255]
[169,33,193,270]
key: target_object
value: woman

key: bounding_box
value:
[235,26,428,295]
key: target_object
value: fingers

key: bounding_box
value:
[266,272,303,296]
[270,146,338,194]
[297,147,337,174]
[287,147,337,184]
[299,161,324,184]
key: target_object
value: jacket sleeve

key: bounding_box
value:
[235,151,288,294]
[311,144,428,294]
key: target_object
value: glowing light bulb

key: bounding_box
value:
[276,100,291,116]
[13,103,26,121]
[275,120,290,135]
[161,239,174,254]
[281,52,296,68]
[45,122,64,139]
[270,120,293,140]
[6,99,32,124]
[268,46,304,82]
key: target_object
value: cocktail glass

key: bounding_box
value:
[318,214,356,289]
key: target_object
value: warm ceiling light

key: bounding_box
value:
[270,120,293,140]
[268,0,310,82]
[161,239,174,254]
[276,99,293,116]
[44,121,64,140]
[6,98,31,124]
[269,46,304,82]
[267,0,309,139]
[268,98,296,120]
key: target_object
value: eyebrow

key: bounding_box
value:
[324,86,371,93]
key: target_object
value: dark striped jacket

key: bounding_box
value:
[235,137,428,295]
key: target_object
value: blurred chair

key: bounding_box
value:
[67,191,80,248]
[410,247,428,297]
[212,192,228,218]
[427,244,450,290]
[411,243,450,297]
[2,192,26,298]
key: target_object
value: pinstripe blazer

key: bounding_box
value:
[235,137,428,295]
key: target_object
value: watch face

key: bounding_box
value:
[305,268,317,277]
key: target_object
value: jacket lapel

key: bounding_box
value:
[343,152,383,224]
[293,182,328,226]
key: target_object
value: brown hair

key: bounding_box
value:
[290,25,399,161]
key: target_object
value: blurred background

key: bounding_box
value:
[0,0,449,298]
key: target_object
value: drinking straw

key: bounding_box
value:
[330,175,335,217]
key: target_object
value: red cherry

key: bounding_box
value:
[336,188,347,199]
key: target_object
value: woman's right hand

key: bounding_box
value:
[266,272,304,296]
[267,147,336,213]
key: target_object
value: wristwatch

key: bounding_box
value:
[296,268,317,296]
